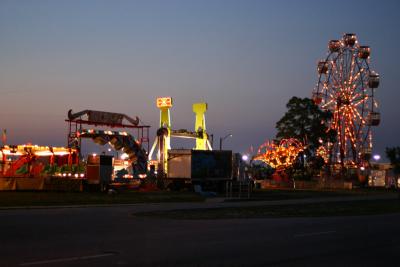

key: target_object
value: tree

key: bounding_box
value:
[386,147,400,174]
[275,96,335,153]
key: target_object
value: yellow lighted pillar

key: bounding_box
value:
[192,102,208,150]
[156,97,173,174]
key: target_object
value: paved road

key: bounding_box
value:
[1,198,400,266]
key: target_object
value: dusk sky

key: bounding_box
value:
[1,0,399,159]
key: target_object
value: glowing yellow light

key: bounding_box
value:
[253,138,303,170]
[34,151,53,156]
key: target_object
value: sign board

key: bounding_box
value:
[156,97,173,108]
[87,111,124,125]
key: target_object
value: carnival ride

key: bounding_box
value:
[77,129,147,175]
[312,33,380,168]
[0,145,80,178]
[148,97,212,175]
[66,109,150,176]
[253,138,304,170]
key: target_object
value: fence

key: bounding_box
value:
[225,180,253,199]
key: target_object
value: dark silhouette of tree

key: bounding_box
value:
[386,147,400,174]
[275,97,336,180]
[275,96,335,153]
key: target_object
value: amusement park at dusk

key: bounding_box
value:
[1,1,400,266]
[0,33,391,191]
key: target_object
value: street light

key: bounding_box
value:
[219,134,232,150]
[373,154,381,161]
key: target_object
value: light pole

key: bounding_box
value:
[219,134,232,150]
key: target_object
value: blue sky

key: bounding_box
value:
[0,0,399,159]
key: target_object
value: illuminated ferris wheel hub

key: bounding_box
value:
[312,33,380,167]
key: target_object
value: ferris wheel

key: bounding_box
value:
[312,33,380,167]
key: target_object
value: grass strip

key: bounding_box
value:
[0,191,204,207]
[243,188,395,201]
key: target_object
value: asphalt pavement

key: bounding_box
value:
[1,196,400,266]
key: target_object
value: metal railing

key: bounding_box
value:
[225,180,253,199]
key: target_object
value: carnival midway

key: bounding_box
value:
[1,33,393,193]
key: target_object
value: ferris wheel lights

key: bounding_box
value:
[313,33,380,167]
